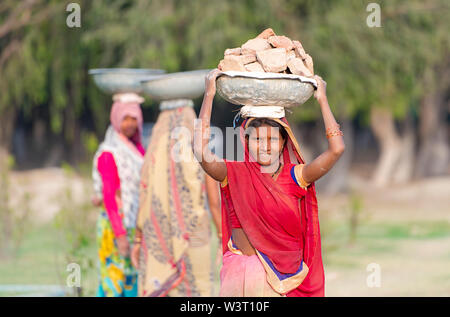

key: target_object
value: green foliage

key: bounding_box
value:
[52,172,97,278]
[0,0,448,147]
[285,0,449,124]
[0,154,33,259]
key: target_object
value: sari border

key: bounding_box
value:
[256,249,309,295]
[227,237,308,295]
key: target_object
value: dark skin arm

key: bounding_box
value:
[205,174,222,238]
[301,75,345,183]
[193,69,227,182]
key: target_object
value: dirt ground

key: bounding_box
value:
[318,173,450,296]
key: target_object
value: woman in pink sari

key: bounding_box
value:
[193,69,345,297]
[92,93,146,297]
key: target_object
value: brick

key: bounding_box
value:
[241,38,271,55]
[256,28,276,39]
[256,48,287,73]
[287,57,312,77]
[293,40,307,60]
[304,54,314,75]
[224,47,242,56]
[244,62,265,73]
[239,53,257,65]
[268,35,294,51]
[286,50,296,61]
[218,55,247,72]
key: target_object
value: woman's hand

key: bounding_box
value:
[91,195,102,207]
[131,243,140,269]
[205,68,221,97]
[313,75,328,104]
[116,235,130,258]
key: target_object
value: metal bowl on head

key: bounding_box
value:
[216,71,317,108]
[88,68,165,94]
[140,69,211,100]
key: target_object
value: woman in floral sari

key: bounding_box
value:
[92,93,145,297]
[193,69,345,297]
[131,99,221,297]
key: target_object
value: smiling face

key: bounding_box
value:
[120,115,138,139]
[246,123,286,166]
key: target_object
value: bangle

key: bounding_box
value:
[326,130,343,139]
[326,124,343,139]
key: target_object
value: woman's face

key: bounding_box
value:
[120,115,138,139]
[246,124,285,166]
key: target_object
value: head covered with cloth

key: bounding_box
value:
[220,104,324,296]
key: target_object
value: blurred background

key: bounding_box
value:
[0,0,449,296]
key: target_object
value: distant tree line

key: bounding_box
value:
[0,0,448,190]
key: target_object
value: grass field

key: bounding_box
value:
[0,169,449,297]
[0,215,448,296]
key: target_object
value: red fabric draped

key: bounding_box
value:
[220,117,324,296]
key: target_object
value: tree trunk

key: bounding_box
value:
[415,86,450,178]
[392,112,416,184]
[370,107,402,187]
[0,107,17,159]
[0,145,12,259]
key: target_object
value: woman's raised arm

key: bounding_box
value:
[193,69,227,182]
[301,75,345,184]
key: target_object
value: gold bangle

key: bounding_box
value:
[326,130,343,139]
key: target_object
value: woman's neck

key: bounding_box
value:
[260,159,282,176]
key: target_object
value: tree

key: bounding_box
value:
[286,0,449,188]
[0,0,61,160]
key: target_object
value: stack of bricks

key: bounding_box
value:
[218,28,314,77]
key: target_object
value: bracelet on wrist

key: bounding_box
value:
[325,123,343,139]
[326,130,344,139]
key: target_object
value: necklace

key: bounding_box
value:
[271,161,282,179]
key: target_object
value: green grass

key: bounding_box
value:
[321,218,450,268]
[368,221,450,240]
[0,221,222,297]
[0,223,97,296]
[1,217,448,296]
[320,216,450,296]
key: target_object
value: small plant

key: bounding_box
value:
[0,154,32,259]
[348,191,364,245]
[53,166,97,296]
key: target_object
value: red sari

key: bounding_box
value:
[220,117,324,297]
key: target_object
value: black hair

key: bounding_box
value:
[245,118,288,141]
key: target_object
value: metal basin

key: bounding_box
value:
[216,71,317,108]
[140,69,210,100]
[88,68,165,94]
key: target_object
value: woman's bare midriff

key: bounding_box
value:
[231,228,256,256]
